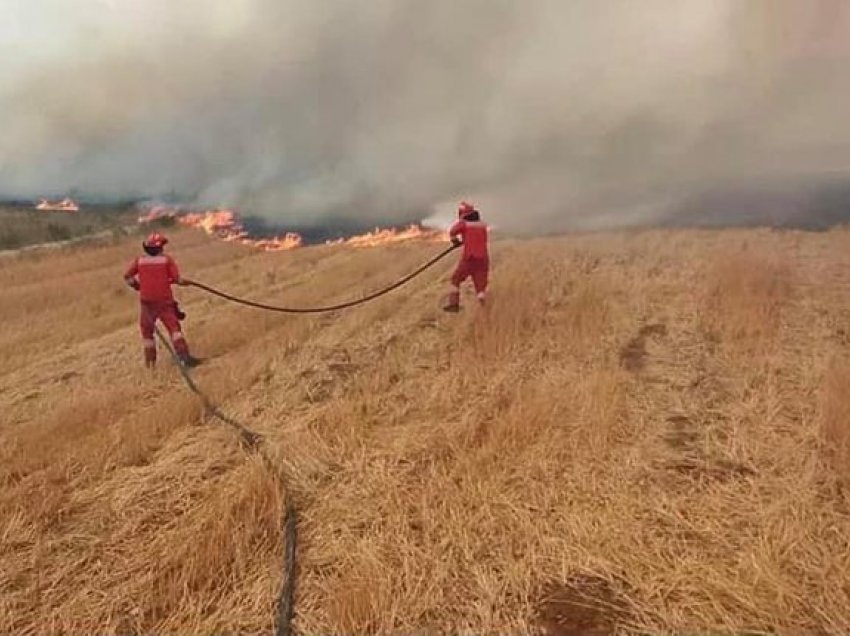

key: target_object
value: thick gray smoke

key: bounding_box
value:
[3,0,850,233]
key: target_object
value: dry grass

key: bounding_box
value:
[0,204,135,250]
[700,240,794,348]
[821,356,850,487]
[2,225,850,633]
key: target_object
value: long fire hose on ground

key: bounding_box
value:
[185,242,459,313]
[155,327,297,636]
[152,243,459,634]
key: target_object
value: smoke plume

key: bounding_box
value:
[3,0,850,233]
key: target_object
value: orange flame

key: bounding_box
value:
[35,197,79,212]
[137,207,302,252]
[137,206,442,251]
[325,224,444,248]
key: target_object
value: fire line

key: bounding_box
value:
[137,206,444,251]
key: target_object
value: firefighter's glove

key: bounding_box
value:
[451,237,462,247]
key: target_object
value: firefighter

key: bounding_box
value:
[443,201,489,312]
[124,232,201,368]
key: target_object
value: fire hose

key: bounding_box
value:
[185,242,459,313]
[151,243,459,633]
[154,326,297,636]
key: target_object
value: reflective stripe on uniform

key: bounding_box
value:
[143,338,156,348]
[171,331,185,341]
[138,255,169,265]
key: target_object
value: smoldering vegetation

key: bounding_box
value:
[3,1,850,233]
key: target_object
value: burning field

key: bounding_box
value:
[5,1,850,631]
[2,223,850,633]
[137,205,444,252]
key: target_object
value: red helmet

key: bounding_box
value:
[143,232,168,248]
[458,201,476,219]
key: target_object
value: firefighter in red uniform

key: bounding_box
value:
[124,232,201,368]
[443,201,489,312]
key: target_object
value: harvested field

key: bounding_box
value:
[2,226,850,633]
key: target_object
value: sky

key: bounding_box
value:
[2,0,850,233]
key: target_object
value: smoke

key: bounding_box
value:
[3,0,850,233]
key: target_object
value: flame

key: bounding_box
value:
[179,209,303,251]
[325,224,444,248]
[180,210,243,236]
[137,206,302,252]
[35,197,79,212]
[137,205,442,251]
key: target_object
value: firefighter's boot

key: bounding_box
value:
[144,343,157,369]
[179,354,203,368]
[442,290,461,313]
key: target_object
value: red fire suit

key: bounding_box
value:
[124,254,190,364]
[449,219,489,294]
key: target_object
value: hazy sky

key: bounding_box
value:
[3,1,850,232]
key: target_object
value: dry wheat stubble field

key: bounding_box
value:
[2,225,850,634]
